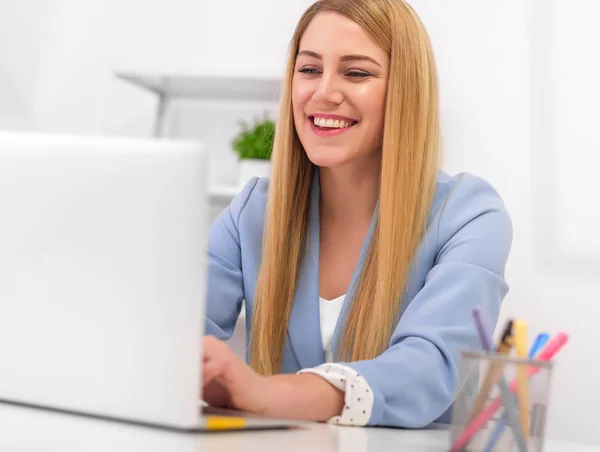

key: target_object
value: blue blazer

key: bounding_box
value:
[205,170,512,428]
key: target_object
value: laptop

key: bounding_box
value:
[0,131,303,431]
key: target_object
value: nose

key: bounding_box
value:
[312,74,343,105]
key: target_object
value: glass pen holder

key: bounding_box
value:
[450,350,554,452]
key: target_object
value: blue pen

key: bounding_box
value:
[530,333,550,357]
[471,307,527,452]
[484,332,550,451]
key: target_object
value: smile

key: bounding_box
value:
[308,115,358,137]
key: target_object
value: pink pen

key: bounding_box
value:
[450,332,569,452]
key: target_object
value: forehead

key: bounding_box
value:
[298,11,384,59]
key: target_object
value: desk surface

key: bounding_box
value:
[0,403,597,452]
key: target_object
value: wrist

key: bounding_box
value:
[240,370,273,417]
[264,373,344,421]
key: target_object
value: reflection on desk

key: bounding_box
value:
[0,403,598,452]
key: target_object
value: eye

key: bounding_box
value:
[298,67,320,75]
[346,71,371,79]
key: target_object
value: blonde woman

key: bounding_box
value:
[202,0,512,428]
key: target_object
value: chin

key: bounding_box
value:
[304,148,353,168]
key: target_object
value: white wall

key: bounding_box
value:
[2,0,599,445]
[552,0,600,259]
[425,0,600,445]
[0,1,58,130]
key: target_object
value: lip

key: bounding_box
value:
[307,113,358,137]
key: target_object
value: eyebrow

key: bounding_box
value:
[297,50,382,67]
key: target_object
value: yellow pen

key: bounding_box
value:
[514,319,530,442]
[205,415,247,431]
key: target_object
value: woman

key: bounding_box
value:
[202,0,512,428]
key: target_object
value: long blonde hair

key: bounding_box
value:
[250,0,441,375]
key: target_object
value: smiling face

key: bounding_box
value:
[292,11,389,169]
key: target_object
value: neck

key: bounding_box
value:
[319,157,381,224]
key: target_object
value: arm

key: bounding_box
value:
[204,178,259,340]
[341,177,513,427]
[264,373,345,421]
[202,335,344,421]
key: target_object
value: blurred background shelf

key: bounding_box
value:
[116,72,282,137]
[116,73,281,102]
[209,184,239,202]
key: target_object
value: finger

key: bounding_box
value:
[202,336,236,374]
[202,355,227,386]
[202,340,235,383]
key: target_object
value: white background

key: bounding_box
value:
[1,0,598,444]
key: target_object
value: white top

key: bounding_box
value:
[318,294,345,362]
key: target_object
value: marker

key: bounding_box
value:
[530,333,550,357]
[513,320,530,442]
[470,308,526,452]
[451,332,569,451]
[205,415,247,430]
[484,332,549,451]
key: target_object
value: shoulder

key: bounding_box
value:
[210,177,269,240]
[227,177,270,224]
[430,171,513,269]
[432,171,510,221]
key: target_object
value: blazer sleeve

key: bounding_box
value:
[341,176,513,428]
[204,178,259,340]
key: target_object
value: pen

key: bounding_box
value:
[484,332,550,451]
[471,308,526,452]
[530,333,550,358]
[451,332,569,451]
[205,415,247,430]
[466,317,514,425]
[513,320,530,442]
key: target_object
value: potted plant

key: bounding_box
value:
[231,116,275,188]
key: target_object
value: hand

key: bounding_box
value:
[201,336,345,421]
[201,336,271,414]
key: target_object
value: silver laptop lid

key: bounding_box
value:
[0,132,207,429]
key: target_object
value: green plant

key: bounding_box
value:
[231,117,275,160]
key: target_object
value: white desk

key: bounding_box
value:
[0,403,597,452]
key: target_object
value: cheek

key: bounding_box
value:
[292,82,315,134]
[291,79,314,111]
[354,84,387,121]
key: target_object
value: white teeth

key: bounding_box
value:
[312,117,354,129]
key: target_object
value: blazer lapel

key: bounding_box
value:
[286,173,325,369]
